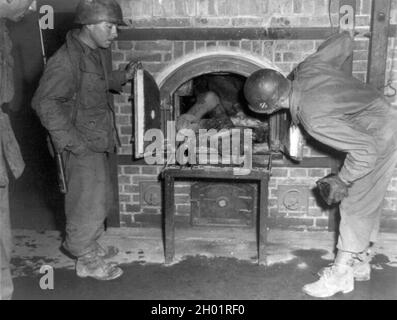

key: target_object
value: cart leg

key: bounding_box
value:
[164,173,175,264]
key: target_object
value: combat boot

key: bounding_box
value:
[302,251,354,298]
[95,242,119,260]
[318,247,373,282]
[352,247,373,281]
[76,251,123,281]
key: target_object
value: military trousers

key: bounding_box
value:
[0,185,13,300]
[63,151,113,257]
[337,133,397,253]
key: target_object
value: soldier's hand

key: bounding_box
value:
[125,61,143,81]
[316,174,349,205]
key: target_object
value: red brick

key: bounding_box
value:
[263,41,274,60]
[288,41,315,52]
[120,126,132,135]
[196,41,205,50]
[196,0,217,16]
[175,0,196,16]
[126,204,141,213]
[144,63,167,74]
[268,217,314,228]
[360,0,372,15]
[217,0,239,16]
[271,168,288,177]
[119,105,131,115]
[269,188,278,198]
[299,17,310,26]
[289,168,308,178]
[141,166,159,175]
[302,0,315,14]
[356,16,371,27]
[314,0,326,15]
[174,41,184,58]
[163,53,172,61]
[150,18,192,27]
[117,42,134,50]
[354,50,369,61]
[268,199,278,207]
[354,40,370,51]
[114,95,127,104]
[153,0,174,17]
[134,214,161,226]
[231,17,263,27]
[237,0,263,15]
[120,214,132,226]
[241,40,252,51]
[116,115,130,126]
[127,52,162,62]
[252,40,262,55]
[293,0,303,13]
[124,185,140,193]
[308,208,323,217]
[175,195,191,204]
[308,169,326,178]
[118,175,131,184]
[283,52,302,62]
[285,211,307,218]
[119,194,132,203]
[124,166,141,174]
[135,41,173,52]
[218,41,229,47]
[185,41,195,54]
[143,207,160,215]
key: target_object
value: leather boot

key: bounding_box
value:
[302,251,354,298]
[76,251,123,281]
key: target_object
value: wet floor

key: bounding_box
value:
[11,249,397,300]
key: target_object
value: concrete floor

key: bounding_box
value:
[10,227,397,300]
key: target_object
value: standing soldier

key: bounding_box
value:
[32,0,139,280]
[0,0,35,300]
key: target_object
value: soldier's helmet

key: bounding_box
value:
[243,69,289,113]
[74,0,127,26]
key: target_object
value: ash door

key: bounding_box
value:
[191,182,256,227]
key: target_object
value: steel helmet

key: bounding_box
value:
[74,0,127,26]
[244,69,290,113]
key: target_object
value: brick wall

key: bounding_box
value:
[113,0,397,232]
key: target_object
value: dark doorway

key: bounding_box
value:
[7,12,65,231]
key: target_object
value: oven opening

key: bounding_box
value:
[173,72,276,156]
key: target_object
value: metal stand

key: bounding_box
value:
[161,166,270,265]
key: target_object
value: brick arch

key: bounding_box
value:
[155,46,281,99]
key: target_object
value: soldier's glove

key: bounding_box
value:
[316,174,349,205]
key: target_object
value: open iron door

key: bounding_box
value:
[132,66,161,159]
